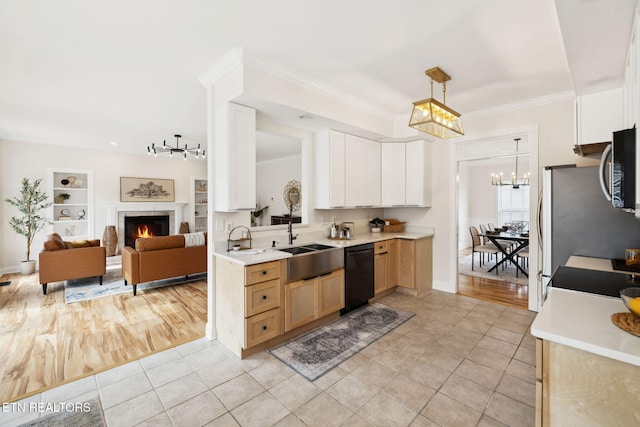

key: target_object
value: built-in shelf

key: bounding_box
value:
[191,177,208,233]
[48,168,94,240]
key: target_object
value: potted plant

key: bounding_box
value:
[369,217,385,232]
[54,192,70,204]
[4,178,52,274]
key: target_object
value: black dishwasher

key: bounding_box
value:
[341,243,374,315]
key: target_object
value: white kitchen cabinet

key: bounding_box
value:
[314,130,346,208]
[381,143,407,206]
[405,140,431,207]
[576,88,624,146]
[214,102,256,211]
[345,134,380,207]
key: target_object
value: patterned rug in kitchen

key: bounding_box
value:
[269,303,414,381]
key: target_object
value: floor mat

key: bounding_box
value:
[269,303,414,381]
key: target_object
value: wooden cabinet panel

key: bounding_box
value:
[245,279,281,317]
[374,252,388,294]
[318,270,345,317]
[398,238,432,296]
[539,339,640,426]
[285,278,318,332]
[245,308,282,348]
[245,261,281,285]
[388,239,398,288]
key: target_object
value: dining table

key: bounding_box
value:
[479,230,530,277]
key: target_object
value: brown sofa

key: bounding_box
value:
[121,234,207,296]
[39,233,106,295]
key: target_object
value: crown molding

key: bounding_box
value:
[198,47,244,88]
[463,91,576,119]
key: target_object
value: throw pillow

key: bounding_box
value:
[43,233,66,251]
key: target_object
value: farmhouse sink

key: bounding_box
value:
[278,244,344,281]
[278,246,316,255]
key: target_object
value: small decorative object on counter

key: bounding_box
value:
[626,249,640,266]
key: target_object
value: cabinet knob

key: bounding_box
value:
[262,271,267,275]
[262,325,267,331]
[262,295,267,300]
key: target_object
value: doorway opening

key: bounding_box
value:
[455,130,538,310]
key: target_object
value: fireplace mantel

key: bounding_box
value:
[104,202,188,253]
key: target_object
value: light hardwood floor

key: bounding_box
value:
[457,248,529,310]
[0,271,207,403]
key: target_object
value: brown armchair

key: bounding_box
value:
[38,233,106,295]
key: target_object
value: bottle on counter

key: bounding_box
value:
[330,221,337,238]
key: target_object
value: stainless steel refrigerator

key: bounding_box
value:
[541,165,640,299]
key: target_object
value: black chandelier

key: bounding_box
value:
[491,138,530,189]
[147,134,205,159]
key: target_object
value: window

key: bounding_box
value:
[497,185,529,227]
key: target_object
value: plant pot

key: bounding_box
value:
[20,260,36,275]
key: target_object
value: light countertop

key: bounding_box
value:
[531,288,640,367]
[213,230,434,265]
[565,255,619,273]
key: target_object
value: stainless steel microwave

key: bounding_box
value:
[599,127,636,209]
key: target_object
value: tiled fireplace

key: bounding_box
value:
[105,202,187,254]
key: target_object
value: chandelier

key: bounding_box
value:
[491,138,530,189]
[147,134,205,160]
[409,67,464,138]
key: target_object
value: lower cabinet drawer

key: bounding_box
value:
[245,261,281,285]
[245,279,280,317]
[245,308,282,348]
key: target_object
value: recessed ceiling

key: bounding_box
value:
[0,0,634,153]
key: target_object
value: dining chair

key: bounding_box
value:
[469,226,501,272]
[516,246,529,277]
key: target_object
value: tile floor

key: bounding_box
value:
[0,290,537,427]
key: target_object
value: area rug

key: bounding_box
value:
[459,253,528,285]
[64,270,207,304]
[269,303,414,381]
[18,396,105,427]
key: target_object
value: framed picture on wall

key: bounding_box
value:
[120,177,175,202]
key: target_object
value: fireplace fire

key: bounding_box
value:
[124,215,170,247]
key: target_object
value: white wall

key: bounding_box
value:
[0,139,206,273]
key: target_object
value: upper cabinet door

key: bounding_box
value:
[381,143,406,206]
[363,138,381,206]
[406,140,431,207]
[345,135,380,207]
[314,130,346,208]
[215,102,256,211]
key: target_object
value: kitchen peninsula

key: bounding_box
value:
[531,260,640,426]
[213,231,433,358]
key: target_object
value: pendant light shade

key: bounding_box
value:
[409,67,464,138]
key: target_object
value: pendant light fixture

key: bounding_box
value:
[409,67,464,138]
[491,138,530,189]
[147,134,205,160]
